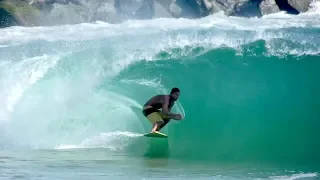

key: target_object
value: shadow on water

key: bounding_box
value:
[143,138,169,158]
[124,135,171,167]
[142,138,170,167]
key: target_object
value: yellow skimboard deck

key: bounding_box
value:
[143,131,168,138]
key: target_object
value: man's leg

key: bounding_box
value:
[152,121,164,133]
[156,118,170,131]
[145,112,164,133]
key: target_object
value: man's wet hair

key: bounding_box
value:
[170,87,180,94]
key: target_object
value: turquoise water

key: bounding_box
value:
[1,7,320,180]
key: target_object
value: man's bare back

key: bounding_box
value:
[144,95,173,110]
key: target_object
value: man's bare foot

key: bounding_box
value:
[150,131,160,134]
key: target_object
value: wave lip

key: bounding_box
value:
[0,10,319,46]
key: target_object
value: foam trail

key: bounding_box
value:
[270,173,318,180]
[55,131,142,150]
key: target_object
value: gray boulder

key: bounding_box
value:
[288,0,314,13]
[260,0,280,15]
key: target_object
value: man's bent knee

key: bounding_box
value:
[146,112,164,125]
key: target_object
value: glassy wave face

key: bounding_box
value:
[0,8,320,165]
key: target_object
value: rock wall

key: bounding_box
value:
[0,0,42,27]
[288,0,314,13]
[260,0,280,15]
[0,0,317,28]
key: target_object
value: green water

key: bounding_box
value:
[1,149,319,179]
[1,11,320,179]
[116,44,320,164]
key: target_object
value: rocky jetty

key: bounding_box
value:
[0,0,316,28]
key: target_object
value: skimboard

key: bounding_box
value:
[143,131,168,138]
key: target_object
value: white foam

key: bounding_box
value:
[306,0,320,14]
[270,172,318,180]
[0,11,318,60]
[0,11,319,47]
[55,131,142,150]
[120,78,166,91]
[0,54,61,122]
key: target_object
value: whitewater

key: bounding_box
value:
[1,2,320,179]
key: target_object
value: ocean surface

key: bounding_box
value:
[1,2,320,179]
